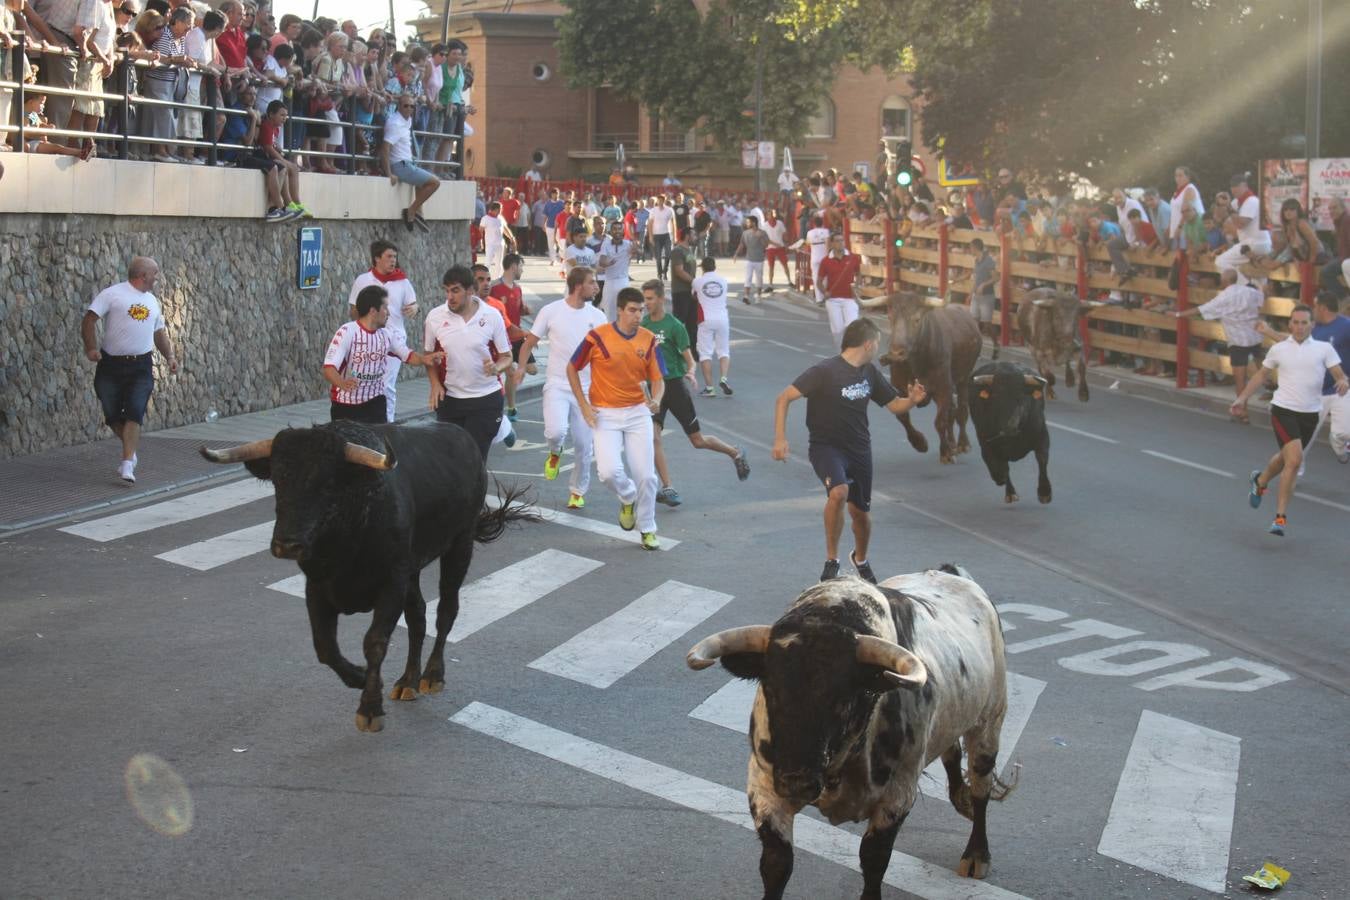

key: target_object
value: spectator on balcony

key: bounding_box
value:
[1216,172,1271,287]
[1210,190,1234,228]
[435,38,470,171]
[140,7,193,163]
[68,0,118,159]
[1088,211,1134,287]
[1142,187,1170,244]
[1168,166,1204,251]
[0,4,19,149]
[20,92,94,158]
[1112,188,1148,246]
[248,31,285,112]
[381,91,437,233]
[663,170,680,188]
[177,11,224,163]
[256,99,307,219]
[1250,199,1324,279]
[28,0,83,144]
[339,18,357,42]
[271,11,298,51]
[1125,208,1161,254]
[1320,198,1350,300]
[215,0,245,72]
[305,30,347,173]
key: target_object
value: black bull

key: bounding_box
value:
[863,292,982,464]
[968,361,1052,504]
[201,420,537,732]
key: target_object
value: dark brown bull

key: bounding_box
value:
[1014,288,1104,402]
[862,291,982,464]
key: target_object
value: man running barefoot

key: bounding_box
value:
[641,280,750,508]
[514,266,607,509]
[772,317,927,582]
[1233,304,1348,536]
[568,287,667,550]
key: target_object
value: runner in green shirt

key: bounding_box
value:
[641,279,750,507]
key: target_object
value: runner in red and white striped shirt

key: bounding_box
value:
[323,285,440,424]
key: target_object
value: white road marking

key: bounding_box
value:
[486,496,680,550]
[267,573,305,597]
[155,521,274,570]
[1097,710,1240,894]
[729,325,805,353]
[1140,450,1233,478]
[1046,421,1119,444]
[1296,491,1350,513]
[689,677,759,732]
[528,581,734,688]
[760,299,823,320]
[396,548,602,637]
[60,479,273,542]
[914,672,1044,800]
[450,702,1031,900]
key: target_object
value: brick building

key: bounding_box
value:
[413,0,934,190]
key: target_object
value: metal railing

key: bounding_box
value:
[1,33,460,175]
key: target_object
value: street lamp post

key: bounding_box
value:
[1306,0,1322,159]
[753,36,764,194]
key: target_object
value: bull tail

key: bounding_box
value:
[475,479,542,544]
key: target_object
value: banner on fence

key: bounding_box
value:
[1260,159,1308,228]
[1309,158,1350,231]
[938,158,979,187]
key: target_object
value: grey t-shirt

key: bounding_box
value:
[670,244,696,295]
[740,229,769,263]
[973,252,997,295]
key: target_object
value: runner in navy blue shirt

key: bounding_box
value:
[773,317,926,583]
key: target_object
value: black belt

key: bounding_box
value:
[102,351,152,362]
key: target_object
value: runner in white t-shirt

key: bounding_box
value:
[348,239,419,422]
[691,257,733,397]
[562,227,598,278]
[598,221,634,321]
[512,266,608,507]
[479,200,517,280]
[1216,172,1272,286]
[806,219,832,303]
[1233,304,1348,536]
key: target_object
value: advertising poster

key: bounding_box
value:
[1309,158,1350,231]
[1259,159,1308,228]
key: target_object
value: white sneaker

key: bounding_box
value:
[1338,442,1350,465]
[118,459,136,483]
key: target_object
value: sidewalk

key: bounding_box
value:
[0,353,551,535]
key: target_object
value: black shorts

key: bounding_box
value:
[1271,404,1319,449]
[510,338,536,365]
[1228,343,1265,367]
[653,377,699,435]
[808,443,873,512]
[235,152,280,173]
[436,391,503,460]
[330,395,387,424]
[93,352,154,426]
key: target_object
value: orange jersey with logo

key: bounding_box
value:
[570,323,667,408]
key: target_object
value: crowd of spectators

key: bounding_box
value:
[2,1,471,222]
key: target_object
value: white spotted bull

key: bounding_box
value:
[687,567,1015,899]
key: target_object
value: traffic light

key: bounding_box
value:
[894,139,914,187]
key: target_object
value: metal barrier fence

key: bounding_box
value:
[1,34,458,176]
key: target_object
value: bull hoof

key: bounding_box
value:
[956,439,971,454]
[418,677,445,695]
[354,713,385,733]
[940,455,956,465]
[1078,388,1089,402]
[389,684,418,701]
[957,855,990,879]
[1038,490,1052,504]
[1005,493,1019,503]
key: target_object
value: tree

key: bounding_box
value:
[556,0,849,152]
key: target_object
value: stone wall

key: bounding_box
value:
[0,213,469,458]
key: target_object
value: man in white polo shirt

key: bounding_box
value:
[512,265,607,508]
[423,264,512,460]
[347,239,419,421]
[380,93,440,233]
[1233,304,1348,537]
[81,256,179,484]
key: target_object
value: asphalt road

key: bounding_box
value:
[2,258,1347,899]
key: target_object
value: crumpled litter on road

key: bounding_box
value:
[1242,861,1291,890]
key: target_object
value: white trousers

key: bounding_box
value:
[1303,392,1350,474]
[1215,234,1272,286]
[826,297,860,351]
[743,261,764,295]
[485,240,505,280]
[542,383,593,497]
[382,335,404,422]
[697,312,731,360]
[593,404,658,533]
[601,277,629,322]
[811,252,827,302]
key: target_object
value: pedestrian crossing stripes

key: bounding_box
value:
[450,702,1031,900]
[60,479,273,542]
[1097,710,1240,893]
[528,581,733,688]
[155,520,274,571]
[688,676,758,732]
[486,495,681,551]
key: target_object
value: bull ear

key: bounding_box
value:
[719,653,766,681]
[243,458,273,481]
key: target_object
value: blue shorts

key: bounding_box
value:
[392,159,436,187]
[94,352,154,426]
[808,443,873,512]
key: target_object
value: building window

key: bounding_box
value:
[881,95,911,140]
[805,97,835,140]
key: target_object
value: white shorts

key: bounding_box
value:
[697,312,730,359]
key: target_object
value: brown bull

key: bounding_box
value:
[862,291,982,464]
[1014,288,1104,402]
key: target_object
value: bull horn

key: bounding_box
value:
[922,295,945,308]
[858,293,890,309]
[199,438,273,464]
[686,625,771,670]
[1032,297,1055,308]
[343,441,396,470]
[855,634,927,689]
[1024,374,1049,387]
[970,374,995,386]
[1079,300,1107,309]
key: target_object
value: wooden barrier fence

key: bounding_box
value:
[847,218,1318,389]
